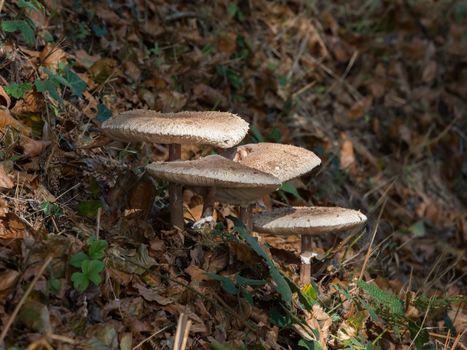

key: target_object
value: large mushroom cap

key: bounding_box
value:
[146,155,281,204]
[234,143,321,182]
[253,206,367,235]
[102,110,249,148]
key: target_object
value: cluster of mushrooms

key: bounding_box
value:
[102,110,367,285]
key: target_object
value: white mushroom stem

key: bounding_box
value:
[240,205,252,231]
[169,144,184,230]
[300,234,313,286]
[201,187,216,219]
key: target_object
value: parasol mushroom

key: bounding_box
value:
[253,206,367,285]
[230,143,321,228]
[102,110,249,229]
[146,155,281,224]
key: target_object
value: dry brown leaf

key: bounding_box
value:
[0,85,11,108]
[0,269,20,298]
[11,90,45,115]
[135,283,174,305]
[216,32,237,56]
[348,96,372,120]
[74,49,101,69]
[340,134,356,171]
[0,164,14,190]
[422,61,437,84]
[185,265,209,282]
[40,44,67,69]
[20,135,51,157]
[0,108,31,135]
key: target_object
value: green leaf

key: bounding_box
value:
[235,274,266,287]
[88,239,108,260]
[71,271,89,292]
[34,78,61,102]
[407,220,426,237]
[48,277,60,295]
[4,82,32,99]
[298,339,323,350]
[96,103,112,122]
[231,217,292,305]
[82,259,104,285]
[43,68,71,88]
[207,273,239,295]
[269,307,291,328]
[227,3,238,17]
[63,66,86,97]
[39,201,63,217]
[280,182,302,199]
[17,0,44,12]
[302,283,318,305]
[267,127,282,142]
[1,20,35,46]
[69,252,89,268]
[78,199,102,217]
[357,280,404,316]
[249,126,264,142]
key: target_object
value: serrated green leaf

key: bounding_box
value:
[1,20,35,46]
[69,252,89,268]
[88,239,108,260]
[82,259,104,285]
[34,78,61,102]
[63,66,86,97]
[43,68,71,88]
[357,280,404,316]
[4,82,32,99]
[207,273,239,295]
[96,103,112,122]
[71,271,89,292]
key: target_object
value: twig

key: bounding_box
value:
[132,324,172,350]
[0,255,53,343]
[0,0,4,14]
[173,313,192,350]
[358,198,386,281]
[408,297,432,349]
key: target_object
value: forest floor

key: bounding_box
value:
[0,1,466,349]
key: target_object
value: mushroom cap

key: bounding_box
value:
[146,155,281,204]
[235,143,321,182]
[101,110,249,148]
[253,206,367,235]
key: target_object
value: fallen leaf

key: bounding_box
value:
[348,96,372,120]
[40,43,67,69]
[0,107,30,135]
[0,85,11,108]
[340,134,356,170]
[0,164,14,190]
[20,135,51,157]
[0,269,20,298]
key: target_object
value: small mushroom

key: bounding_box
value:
[102,110,249,229]
[253,206,367,285]
[146,155,281,225]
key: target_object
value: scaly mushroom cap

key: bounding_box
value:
[253,206,367,235]
[146,155,281,205]
[234,143,321,182]
[102,110,249,148]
